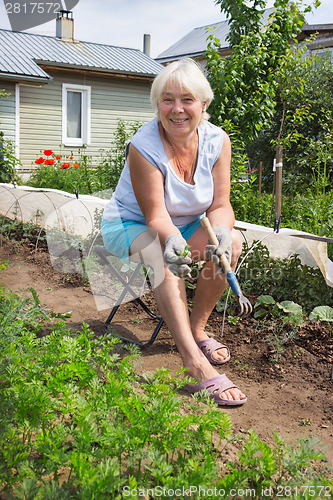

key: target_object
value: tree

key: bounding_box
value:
[205,0,331,205]
[249,49,333,193]
[205,0,318,144]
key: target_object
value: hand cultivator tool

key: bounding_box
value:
[201,217,252,318]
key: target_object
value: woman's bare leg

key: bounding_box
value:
[187,228,243,363]
[129,230,246,402]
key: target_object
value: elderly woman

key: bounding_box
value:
[101,58,247,406]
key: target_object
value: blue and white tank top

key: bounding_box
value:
[103,119,224,228]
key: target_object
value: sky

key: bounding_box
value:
[0,0,332,58]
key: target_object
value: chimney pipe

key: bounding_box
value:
[143,34,151,57]
[56,10,74,41]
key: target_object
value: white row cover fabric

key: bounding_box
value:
[0,183,108,238]
[0,183,332,312]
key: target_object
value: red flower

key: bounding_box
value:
[73,163,79,169]
[34,157,45,164]
[45,159,55,165]
[43,149,53,156]
[60,162,70,169]
[55,155,61,160]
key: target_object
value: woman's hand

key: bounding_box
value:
[164,234,192,279]
[204,226,232,271]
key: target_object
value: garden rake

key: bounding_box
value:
[201,217,252,318]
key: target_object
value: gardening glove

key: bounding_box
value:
[164,234,192,279]
[205,225,232,273]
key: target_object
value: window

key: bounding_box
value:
[62,84,91,146]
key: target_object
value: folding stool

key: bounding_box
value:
[94,246,164,347]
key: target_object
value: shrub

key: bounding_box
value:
[28,147,98,195]
[0,134,21,184]
[239,241,333,313]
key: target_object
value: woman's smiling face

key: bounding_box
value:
[158,80,204,139]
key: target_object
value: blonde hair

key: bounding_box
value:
[150,58,214,122]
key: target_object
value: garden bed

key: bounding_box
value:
[1,236,332,471]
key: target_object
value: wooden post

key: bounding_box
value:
[274,146,283,221]
[258,161,263,198]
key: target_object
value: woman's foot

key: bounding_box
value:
[194,333,230,364]
[187,359,246,403]
[196,337,230,365]
[186,372,247,406]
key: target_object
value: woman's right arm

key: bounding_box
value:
[127,144,179,245]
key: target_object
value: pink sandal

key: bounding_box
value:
[186,374,247,406]
[197,338,230,365]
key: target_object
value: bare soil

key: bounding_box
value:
[1,238,332,467]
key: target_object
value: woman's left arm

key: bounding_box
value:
[206,130,235,230]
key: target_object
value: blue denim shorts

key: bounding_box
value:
[101,216,202,262]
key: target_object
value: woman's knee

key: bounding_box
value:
[130,231,162,262]
[129,231,166,286]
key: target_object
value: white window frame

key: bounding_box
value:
[62,83,91,147]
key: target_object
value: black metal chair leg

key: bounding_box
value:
[105,314,164,348]
[95,246,164,347]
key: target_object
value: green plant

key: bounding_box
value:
[254,295,303,324]
[253,295,303,362]
[309,305,333,337]
[0,212,47,246]
[229,188,333,262]
[28,147,98,195]
[207,0,331,202]
[299,419,312,426]
[206,0,314,143]
[239,241,333,312]
[227,315,242,326]
[27,119,143,196]
[233,359,248,372]
[265,324,300,362]
[0,286,330,497]
[93,119,142,197]
[0,287,71,338]
[204,0,333,248]
[0,287,228,496]
[222,430,329,497]
[250,52,333,194]
[0,135,22,184]
[215,287,238,315]
[111,118,143,169]
[309,305,333,321]
[131,317,143,324]
[0,90,21,183]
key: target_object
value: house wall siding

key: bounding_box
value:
[19,70,155,171]
[0,81,16,142]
